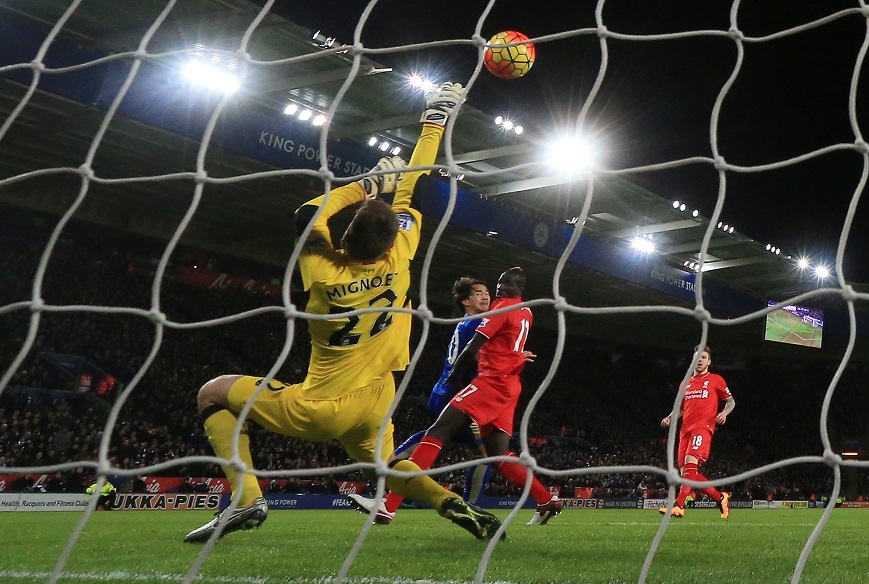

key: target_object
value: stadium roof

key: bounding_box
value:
[0,0,861,353]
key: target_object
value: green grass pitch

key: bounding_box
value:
[1,508,866,583]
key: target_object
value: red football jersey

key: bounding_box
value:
[680,372,731,432]
[475,296,532,377]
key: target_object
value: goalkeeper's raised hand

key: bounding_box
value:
[360,155,407,199]
[420,82,464,127]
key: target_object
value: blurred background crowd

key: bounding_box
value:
[2,225,868,502]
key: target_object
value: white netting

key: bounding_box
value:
[2,2,869,584]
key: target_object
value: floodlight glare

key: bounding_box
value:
[391,146,401,155]
[679,204,686,212]
[298,110,313,121]
[692,209,699,217]
[630,236,655,254]
[379,141,390,151]
[717,221,723,228]
[502,120,514,131]
[421,80,437,93]
[815,266,830,279]
[368,136,378,146]
[514,125,524,135]
[409,74,424,87]
[728,226,734,233]
[284,103,298,115]
[182,61,240,94]
[546,136,596,175]
[765,244,771,251]
[797,257,809,269]
[723,224,729,231]
[494,115,504,125]
[672,200,680,209]
[312,114,326,126]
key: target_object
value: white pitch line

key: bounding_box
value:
[0,571,519,584]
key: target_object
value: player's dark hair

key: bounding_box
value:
[504,266,526,293]
[341,199,399,262]
[694,345,712,356]
[452,277,487,312]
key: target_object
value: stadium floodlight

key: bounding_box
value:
[815,266,830,280]
[514,125,524,135]
[717,221,723,228]
[630,236,655,254]
[407,73,437,93]
[495,115,504,125]
[368,136,378,147]
[298,109,312,121]
[182,60,241,94]
[379,141,390,151]
[692,209,699,218]
[312,114,326,126]
[502,120,514,131]
[391,146,401,155]
[765,243,772,251]
[723,224,729,231]
[775,248,781,255]
[672,200,680,209]
[284,103,298,115]
[546,135,596,175]
[679,203,686,212]
[797,257,810,270]
[728,226,734,233]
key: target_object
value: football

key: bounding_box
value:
[483,31,536,79]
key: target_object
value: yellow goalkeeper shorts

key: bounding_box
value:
[227,374,396,463]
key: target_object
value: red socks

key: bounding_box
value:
[384,436,446,513]
[676,462,722,507]
[495,451,553,505]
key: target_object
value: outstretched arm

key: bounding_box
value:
[392,82,464,214]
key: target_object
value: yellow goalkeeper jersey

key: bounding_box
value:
[297,123,443,399]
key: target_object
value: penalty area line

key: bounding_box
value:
[0,571,517,584]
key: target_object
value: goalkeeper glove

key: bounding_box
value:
[420,81,464,127]
[360,155,407,199]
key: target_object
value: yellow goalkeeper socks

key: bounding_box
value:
[385,459,457,511]
[203,408,262,507]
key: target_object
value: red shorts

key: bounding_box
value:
[678,426,714,465]
[449,375,521,436]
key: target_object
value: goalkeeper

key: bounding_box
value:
[185,82,503,543]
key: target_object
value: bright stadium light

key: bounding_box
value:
[502,120,514,131]
[546,136,596,174]
[717,221,723,228]
[312,114,326,126]
[368,136,378,147]
[630,236,655,254]
[728,226,734,233]
[391,146,401,155]
[514,125,524,135]
[284,103,298,115]
[298,109,312,121]
[679,203,686,212]
[379,141,390,151]
[797,257,810,270]
[495,115,504,125]
[815,266,830,280]
[182,60,240,94]
[692,209,699,218]
[673,200,680,209]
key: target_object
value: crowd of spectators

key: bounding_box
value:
[2,227,868,502]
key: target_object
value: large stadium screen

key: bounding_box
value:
[764,300,823,348]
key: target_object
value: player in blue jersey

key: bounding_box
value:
[348,277,494,523]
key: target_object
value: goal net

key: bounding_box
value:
[1,2,867,583]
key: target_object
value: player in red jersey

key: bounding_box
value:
[660,345,735,518]
[405,267,562,526]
